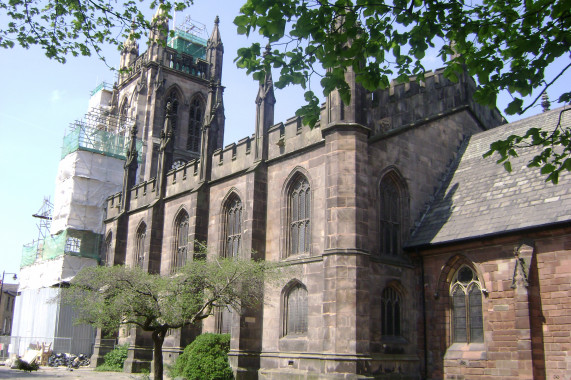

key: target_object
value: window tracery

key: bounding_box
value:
[284,282,308,336]
[224,195,242,258]
[381,287,401,337]
[187,97,204,152]
[174,211,189,270]
[289,176,310,256]
[450,266,484,343]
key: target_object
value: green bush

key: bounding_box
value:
[170,333,233,380]
[96,343,129,372]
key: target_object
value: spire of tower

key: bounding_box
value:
[207,16,224,81]
[208,16,222,48]
[150,4,169,44]
[253,45,276,162]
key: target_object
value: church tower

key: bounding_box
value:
[110,14,224,182]
[95,15,227,373]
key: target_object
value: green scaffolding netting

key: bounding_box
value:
[167,30,207,59]
[62,124,143,162]
[21,229,102,268]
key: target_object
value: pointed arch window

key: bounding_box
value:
[380,173,404,256]
[187,97,204,152]
[224,195,242,258]
[289,176,311,256]
[284,283,308,336]
[103,232,113,266]
[450,266,484,343]
[381,287,401,337]
[135,223,147,268]
[173,211,189,270]
[216,307,233,334]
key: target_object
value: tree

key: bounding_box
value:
[234,0,570,182]
[3,0,569,180]
[62,257,282,380]
[0,0,189,63]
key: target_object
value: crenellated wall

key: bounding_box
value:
[267,113,325,161]
[366,69,504,136]
[165,159,201,197]
[211,136,254,181]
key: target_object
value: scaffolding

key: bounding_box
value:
[21,229,101,268]
[168,16,208,58]
[21,198,53,267]
[61,108,142,162]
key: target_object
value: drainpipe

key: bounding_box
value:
[419,249,429,380]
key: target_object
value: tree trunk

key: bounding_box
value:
[152,329,166,380]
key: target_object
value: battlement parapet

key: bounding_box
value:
[106,192,122,219]
[268,114,323,160]
[120,46,208,85]
[163,47,209,78]
[129,178,157,209]
[165,159,200,196]
[367,69,504,136]
[211,136,254,180]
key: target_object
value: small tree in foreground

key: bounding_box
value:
[62,257,282,380]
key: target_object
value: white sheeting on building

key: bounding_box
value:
[51,150,125,235]
[18,256,98,291]
[10,286,95,356]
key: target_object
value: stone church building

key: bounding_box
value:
[95,10,571,380]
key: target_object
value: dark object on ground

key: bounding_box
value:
[16,359,39,372]
[48,352,91,368]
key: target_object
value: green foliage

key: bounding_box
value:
[236,0,569,122]
[63,257,282,334]
[0,0,188,64]
[484,108,571,184]
[235,0,571,182]
[170,333,233,380]
[15,359,39,372]
[62,253,284,380]
[95,343,130,372]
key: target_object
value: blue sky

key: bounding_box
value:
[0,1,569,279]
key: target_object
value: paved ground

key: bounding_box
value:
[0,366,154,380]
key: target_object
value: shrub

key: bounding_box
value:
[170,333,233,380]
[96,343,129,372]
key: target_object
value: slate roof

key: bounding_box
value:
[407,106,571,248]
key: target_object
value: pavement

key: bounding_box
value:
[0,366,152,380]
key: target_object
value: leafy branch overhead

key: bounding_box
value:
[234,0,570,181]
[0,0,192,64]
[484,108,571,184]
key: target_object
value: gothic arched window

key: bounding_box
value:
[135,223,146,268]
[173,211,189,270]
[187,97,204,152]
[381,287,401,337]
[103,232,112,266]
[380,173,405,256]
[284,282,308,336]
[450,266,484,343]
[289,176,311,256]
[224,195,242,258]
[216,307,232,334]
